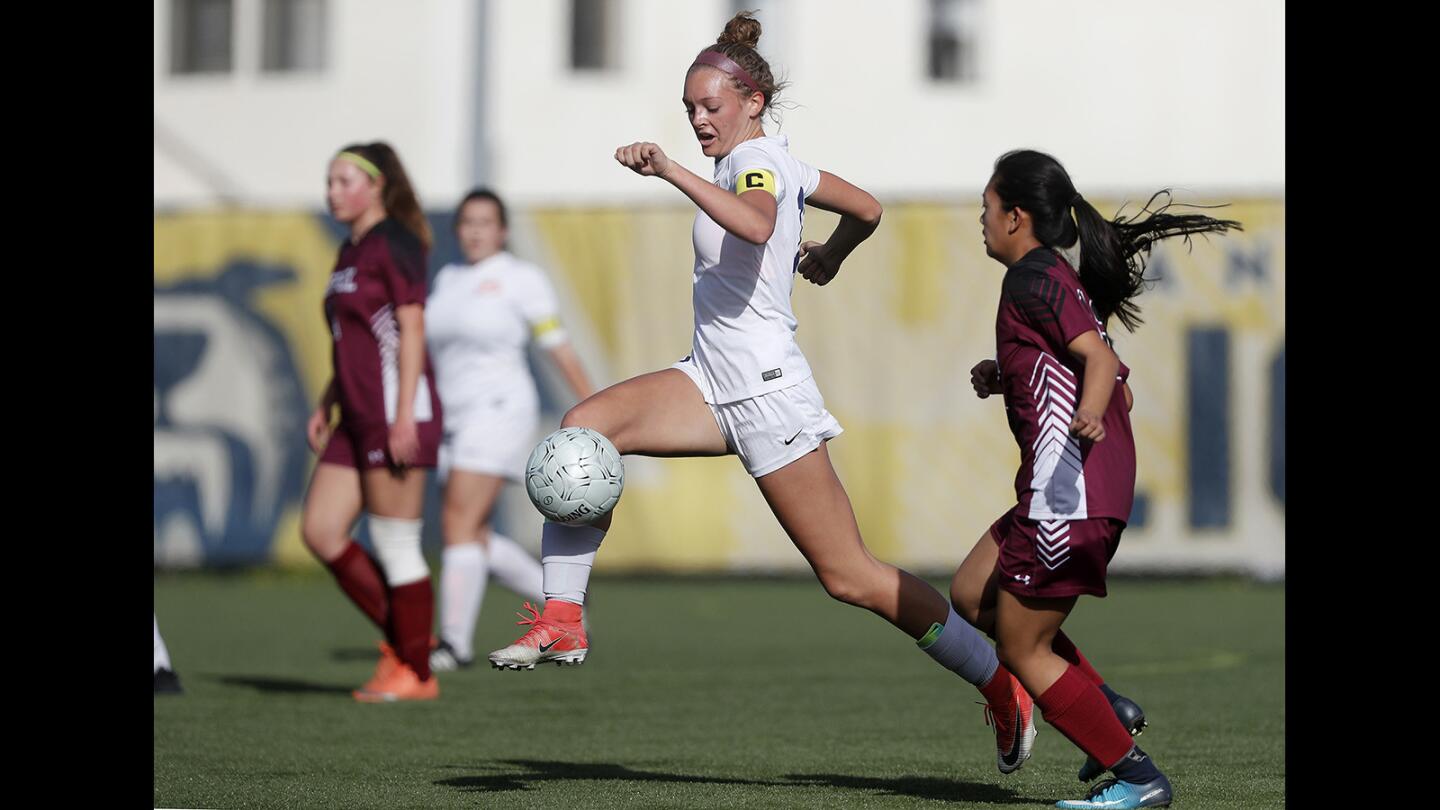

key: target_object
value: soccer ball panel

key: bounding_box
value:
[524,427,625,525]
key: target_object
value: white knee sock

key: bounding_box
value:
[154,614,173,673]
[439,542,487,659]
[369,514,428,586]
[488,532,544,603]
[541,522,605,606]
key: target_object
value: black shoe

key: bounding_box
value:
[154,668,184,695]
[1078,695,1147,781]
[429,639,474,672]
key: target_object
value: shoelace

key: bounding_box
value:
[514,601,544,626]
[978,701,1016,749]
[513,601,565,643]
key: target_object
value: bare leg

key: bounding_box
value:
[754,442,947,639]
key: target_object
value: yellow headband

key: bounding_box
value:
[336,151,381,179]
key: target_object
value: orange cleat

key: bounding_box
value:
[358,641,402,693]
[353,660,439,702]
[983,672,1037,774]
[487,601,589,670]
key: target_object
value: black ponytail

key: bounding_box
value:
[993,150,1242,333]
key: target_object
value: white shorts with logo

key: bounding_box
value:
[672,357,843,478]
[438,402,539,483]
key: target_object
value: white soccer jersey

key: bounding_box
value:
[425,251,568,420]
[688,134,821,404]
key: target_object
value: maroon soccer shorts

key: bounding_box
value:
[990,506,1125,599]
[319,419,440,470]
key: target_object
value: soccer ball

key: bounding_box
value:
[524,427,625,526]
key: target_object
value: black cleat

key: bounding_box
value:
[429,639,474,672]
[1078,695,1146,781]
[154,668,184,695]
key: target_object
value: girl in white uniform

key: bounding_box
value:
[488,13,1033,773]
[426,189,594,669]
[154,614,182,694]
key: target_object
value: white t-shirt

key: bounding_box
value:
[425,251,568,420]
[688,134,821,404]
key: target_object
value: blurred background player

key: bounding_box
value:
[487,12,1036,772]
[425,188,594,671]
[154,614,183,695]
[302,142,444,702]
[955,149,1240,809]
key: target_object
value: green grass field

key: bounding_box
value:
[154,572,1283,808]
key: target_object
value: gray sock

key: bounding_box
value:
[917,605,1000,687]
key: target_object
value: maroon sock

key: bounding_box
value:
[1034,664,1135,769]
[543,598,583,624]
[325,541,392,641]
[388,579,435,681]
[1052,630,1105,686]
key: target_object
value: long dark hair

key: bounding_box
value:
[337,141,433,250]
[991,149,1242,332]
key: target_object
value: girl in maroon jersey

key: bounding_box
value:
[952,149,1239,809]
[302,141,445,702]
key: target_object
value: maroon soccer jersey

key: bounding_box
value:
[994,247,1134,522]
[324,218,442,429]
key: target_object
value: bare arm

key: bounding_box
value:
[394,304,425,423]
[1066,330,1122,442]
[795,171,883,286]
[318,377,338,413]
[307,377,338,454]
[388,303,426,464]
[615,142,776,244]
[546,342,595,402]
[806,171,883,251]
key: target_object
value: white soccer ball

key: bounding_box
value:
[524,427,625,526]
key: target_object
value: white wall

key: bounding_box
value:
[154,0,477,209]
[155,0,1284,208]
[488,0,1285,204]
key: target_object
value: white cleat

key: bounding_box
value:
[487,602,589,671]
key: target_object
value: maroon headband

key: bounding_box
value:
[692,49,762,97]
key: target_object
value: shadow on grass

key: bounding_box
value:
[210,674,354,695]
[437,760,1025,804]
[436,760,778,793]
[782,772,1028,804]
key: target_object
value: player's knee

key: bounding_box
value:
[994,637,1044,673]
[369,514,428,586]
[561,400,620,434]
[443,522,489,547]
[817,568,875,610]
[950,581,981,625]
[561,402,596,430]
[440,499,476,535]
[561,404,623,450]
[300,516,344,559]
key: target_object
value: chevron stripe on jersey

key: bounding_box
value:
[370,304,434,424]
[1036,519,1072,570]
[1027,352,1087,519]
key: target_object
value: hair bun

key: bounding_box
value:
[717,11,762,49]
